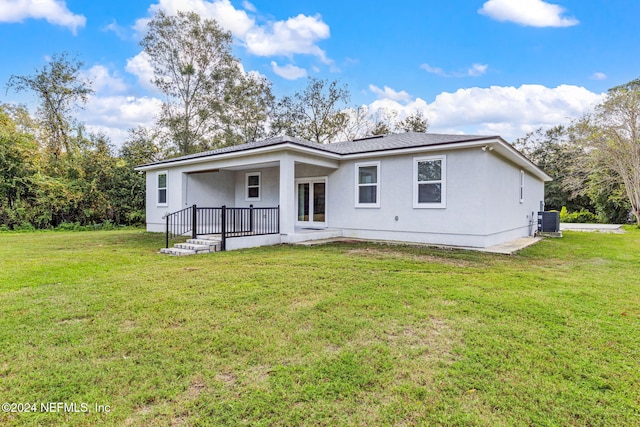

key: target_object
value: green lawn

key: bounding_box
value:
[0,229,639,426]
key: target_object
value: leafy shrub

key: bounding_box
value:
[100,220,115,230]
[14,221,36,232]
[57,222,83,231]
[559,206,599,223]
[125,210,146,225]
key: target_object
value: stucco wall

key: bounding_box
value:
[144,145,546,248]
[323,147,546,247]
[185,170,235,207]
[146,169,185,232]
[482,152,544,246]
[233,166,280,207]
[326,148,490,246]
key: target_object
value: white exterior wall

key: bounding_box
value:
[144,150,340,233]
[327,148,490,247]
[482,153,544,246]
[233,166,279,207]
[225,234,282,251]
[185,170,235,207]
[143,144,547,248]
[146,169,187,232]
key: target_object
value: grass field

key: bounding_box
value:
[0,228,639,426]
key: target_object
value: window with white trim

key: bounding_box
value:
[245,172,261,201]
[157,171,168,206]
[355,161,380,208]
[413,155,446,208]
[520,170,525,203]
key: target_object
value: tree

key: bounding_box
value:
[222,72,274,146]
[6,52,93,159]
[0,105,39,228]
[337,105,376,141]
[271,77,350,144]
[514,126,593,212]
[370,108,397,136]
[395,110,430,133]
[142,10,268,155]
[116,127,164,224]
[579,78,640,224]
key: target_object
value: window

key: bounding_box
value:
[413,156,446,208]
[355,161,380,208]
[520,170,525,203]
[157,171,168,206]
[246,172,261,201]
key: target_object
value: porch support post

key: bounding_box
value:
[279,154,295,236]
[191,204,197,239]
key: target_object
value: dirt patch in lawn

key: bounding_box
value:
[351,316,459,365]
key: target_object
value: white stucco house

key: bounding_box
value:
[136,133,551,251]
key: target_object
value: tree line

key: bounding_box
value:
[515,78,640,225]
[1,10,639,229]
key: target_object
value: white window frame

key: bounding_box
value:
[413,155,446,209]
[520,170,525,204]
[156,171,168,207]
[295,176,328,227]
[355,161,380,208]
[245,172,261,202]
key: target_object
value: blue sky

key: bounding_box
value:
[1,0,639,145]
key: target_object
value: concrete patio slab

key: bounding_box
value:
[560,223,624,233]
[470,237,543,255]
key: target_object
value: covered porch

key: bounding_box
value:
[164,150,340,250]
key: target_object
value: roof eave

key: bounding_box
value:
[135,135,552,182]
[490,137,553,182]
[134,141,341,171]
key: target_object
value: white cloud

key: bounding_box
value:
[590,72,607,81]
[79,95,163,146]
[0,0,85,34]
[270,61,307,80]
[242,0,256,12]
[479,0,578,28]
[134,1,331,63]
[81,65,128,94]
[103,19,128,39]
[125,52,157,92]
[244,14,330,62]
[420,63,488,78]
[366,84,604,141]
[369,84,412,102]
[420,63,447,77]
[134,0,255,37]
[468,63,488,77]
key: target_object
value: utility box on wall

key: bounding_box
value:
[538,211,560,233]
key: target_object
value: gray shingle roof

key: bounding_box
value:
[138,133,498,168]
[325,133,496,154]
